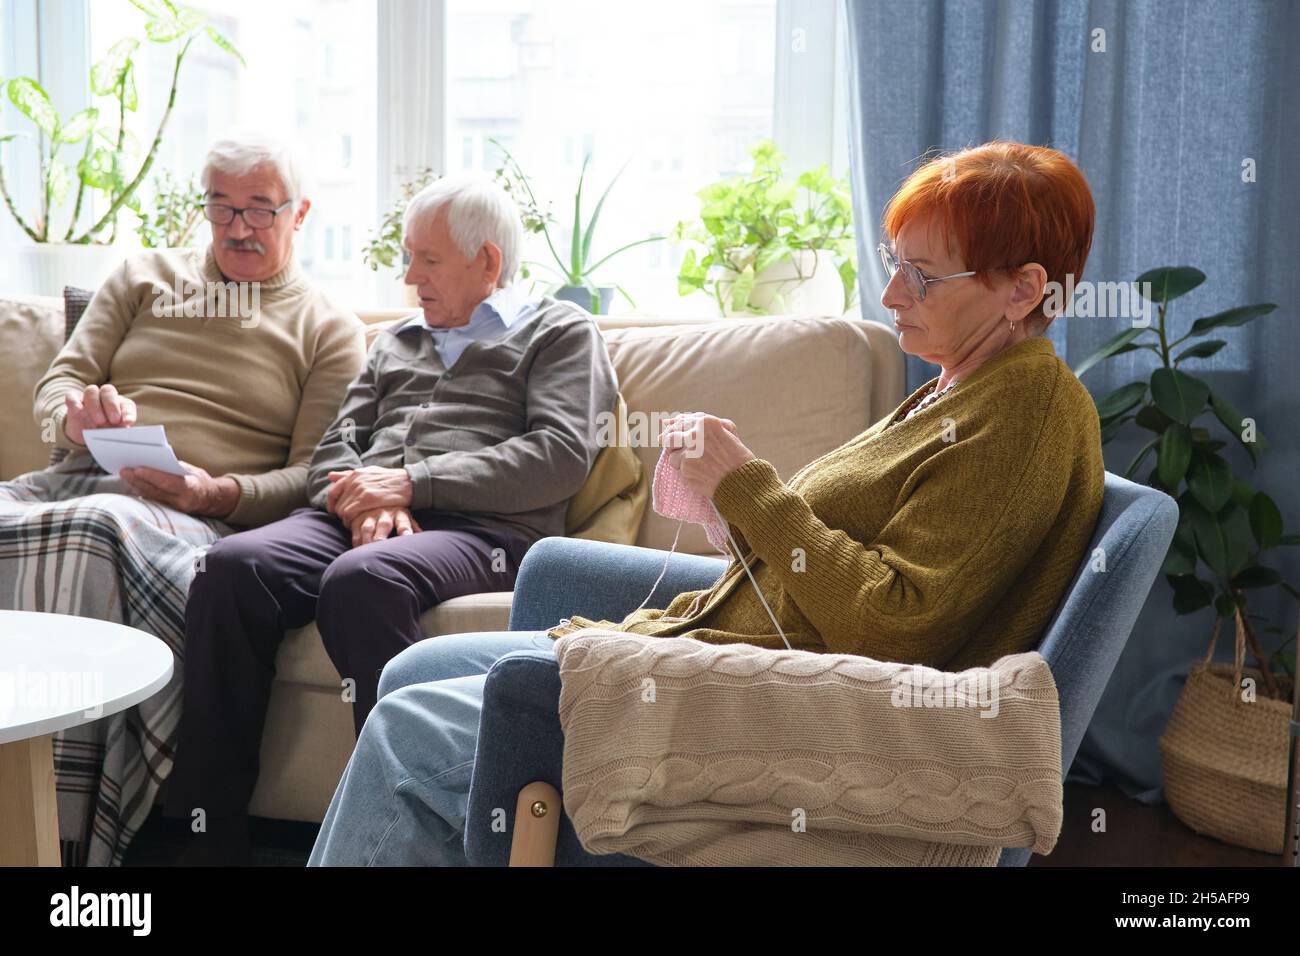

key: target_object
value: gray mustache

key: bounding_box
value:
[222,238,266,254]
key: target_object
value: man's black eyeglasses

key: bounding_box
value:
[203,199,293,229]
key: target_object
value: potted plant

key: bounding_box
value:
[491,138,662,315]
[362,167,437,306]
[362,162,552,307]
[135,169,204,248]
[1074,265,1298,853]
[673,139,857,317]
[0,0,243,295]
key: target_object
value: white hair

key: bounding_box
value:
[403,173,523,288]
[201,134,306,207]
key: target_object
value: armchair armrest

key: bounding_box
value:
[552,631,1061,865]
[463,649,651,867]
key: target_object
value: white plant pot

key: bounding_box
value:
[717,248,845,317]
[2,242,137,298]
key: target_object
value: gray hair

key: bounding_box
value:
[201,134,306,207]
[404,173,523,288]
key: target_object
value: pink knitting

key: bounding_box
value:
[651,445,730,553]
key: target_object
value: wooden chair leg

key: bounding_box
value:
[0,734,60,867]
[509,781,562,866]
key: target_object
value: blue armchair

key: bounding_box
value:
[464,471,1178,867]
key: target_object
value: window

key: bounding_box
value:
[445,0,786,316]
[86,0,378,302]
[39,0,850,312]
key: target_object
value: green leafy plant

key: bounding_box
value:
[135,169,203,247]
[362,167,438,271]
[1075,266,1298,693]
[491,137,662,313]
[0,0,243,244]
[361,160,549,277]
[673,139,857,315]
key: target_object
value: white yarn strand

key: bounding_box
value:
[627,517,687,617]
[558,504,792,651]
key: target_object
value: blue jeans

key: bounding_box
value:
[307,537,728,866]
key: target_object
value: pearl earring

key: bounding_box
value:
[1010,320,1018,334]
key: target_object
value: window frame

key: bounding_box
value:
[1,0,93,244]
[772,0,849,179]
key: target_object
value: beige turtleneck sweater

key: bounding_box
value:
[33,246,366,526]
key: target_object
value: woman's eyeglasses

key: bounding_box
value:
[202,200,293,230]
[878,242,976,301]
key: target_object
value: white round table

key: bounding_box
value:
[0,610,173,866]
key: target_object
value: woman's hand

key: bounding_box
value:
[64,384,137,446]
[660,413,756,499]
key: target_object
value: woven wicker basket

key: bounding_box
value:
[1159,606,1295,854]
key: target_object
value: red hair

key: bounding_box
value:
[882,141,1095,325]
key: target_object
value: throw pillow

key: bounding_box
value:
[48,285,95,467]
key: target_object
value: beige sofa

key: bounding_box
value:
[0,296,905,823]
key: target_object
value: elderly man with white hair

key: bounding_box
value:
[164,173,619,864]
[0,134,365,866]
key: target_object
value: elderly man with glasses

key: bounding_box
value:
[34,135,365,522]
[0,134,365,866]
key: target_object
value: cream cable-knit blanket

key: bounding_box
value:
[553,631,1064,866]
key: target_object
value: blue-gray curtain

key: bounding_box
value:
[844,0,1300,801]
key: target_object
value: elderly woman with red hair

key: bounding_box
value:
[300,140,1106,866]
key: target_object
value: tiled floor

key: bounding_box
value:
[123,782,1292,867]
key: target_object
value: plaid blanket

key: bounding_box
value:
[0,452,230,866]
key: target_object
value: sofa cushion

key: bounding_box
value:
[0,295,65,479]
[601,316,888,554]
[63,285,93,342]
[564,391,647,545]
[275,591,515,686]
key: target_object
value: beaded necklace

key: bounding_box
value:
[890,377,960,427]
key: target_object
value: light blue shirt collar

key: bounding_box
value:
[400,283,529,336]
